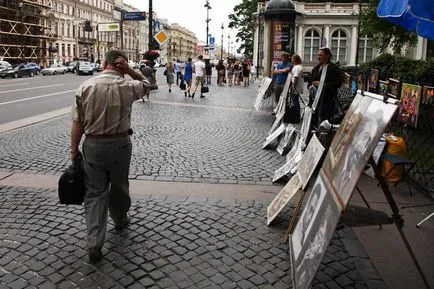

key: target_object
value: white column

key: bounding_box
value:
[350,25,358,66]
[415,36,426,60]
[323,25,330,48]
[297,24,303,56]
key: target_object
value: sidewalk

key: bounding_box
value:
[0,77,430,288]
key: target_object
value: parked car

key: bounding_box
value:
[90,63,101,72]
[76,61,93,75]
[0,63,35,78]
[41,64,67,75]
[0,60,12,72]
[66,61,78,73]
[27,62,41,75]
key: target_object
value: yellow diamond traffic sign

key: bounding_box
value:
[154,30,169,46]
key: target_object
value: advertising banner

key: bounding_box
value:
[98,23,120,32]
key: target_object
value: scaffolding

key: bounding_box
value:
[0,0,56,64]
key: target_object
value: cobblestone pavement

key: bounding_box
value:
[0,79,383,288]
[0,186,372,289]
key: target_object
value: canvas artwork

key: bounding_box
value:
[368,69,379,92]
[297,134,326,190]
[286,134,301,162]
[267,175,302,225]
[322,91,399,209]
[277,124,296,155]
[397,83,422,128]
[263,123,286,149]
[290,171,341,289]
[273,75,292,116]
[254,77,273,111]
[273,148,302,183]
[357,74,365,92]
[387,78,402,99]
[299,107,313,149]
[422,86,434,105]
[379,80,389,97]
[268,110,284,135]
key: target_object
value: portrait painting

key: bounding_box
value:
[368,69,379,92]
[277,124,296,155]
[322,92,399,209]
[263,123,286,149]
[254,77,273,111]
[267,175,302,225]
[387,78,402,99]
[297,134,326,190]
[422,86,434,105]
[299,107,313,149]
[397,83,421,128]
[357,74,365,92]
[273,148,302,183]
[379,80,389,97]
[290,172,341,289]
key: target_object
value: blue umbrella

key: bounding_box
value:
[377,0,434,40]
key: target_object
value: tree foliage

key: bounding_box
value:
[228,0,258,57]
[359,0,417,55]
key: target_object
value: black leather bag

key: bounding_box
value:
[58,157,85,205]
[179,79,186,90]
[201,86,209,93]
[283,89,301,124]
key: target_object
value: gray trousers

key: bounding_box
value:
[82,136,132,249]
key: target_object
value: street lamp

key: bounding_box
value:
[227,33,230,58]
[220,23,224,60]
[204,0,211,56]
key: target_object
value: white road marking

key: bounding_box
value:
[0,82,30,88]
[0,78,27,84]
[0,89,75,106]
[0,84,64,94]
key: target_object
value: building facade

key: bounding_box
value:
[166,24,198,61]
[254,0,432,76]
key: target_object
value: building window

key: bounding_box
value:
[67,23,70,37]
[358,35,373,63]
[331,29,347,62]
[303,29,320,62]
[61,23,64,36]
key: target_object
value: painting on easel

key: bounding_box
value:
[397,83,422,128]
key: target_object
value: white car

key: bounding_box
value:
[41,64,67,75]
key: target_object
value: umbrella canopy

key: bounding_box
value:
[377,0,434,40]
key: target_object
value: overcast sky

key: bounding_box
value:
[123,0,242,47]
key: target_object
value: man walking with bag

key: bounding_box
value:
[191,55,206,98]
[70,50,150,263]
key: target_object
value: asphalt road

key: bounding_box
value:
[0,68,167,125]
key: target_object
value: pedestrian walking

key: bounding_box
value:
[140,60,154,101]
[233,61,241,86]
[191,55,206,98]
[70,50,150,263]
[174,59,182,85]
[184,57,193,97]
[242,59,250,87]
[205,59,212,85]
[216,60,226,86]
[165,61,175,93]
[226,61,234,86]
[250,63,257,84]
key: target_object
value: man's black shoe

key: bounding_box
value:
[88,247,102,263]
[191,93,195,98]
[200,95,205,98]
[184,92,187,97]
[115,215,130,232]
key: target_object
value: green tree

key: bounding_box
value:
[359,0,417,55]
[228,0,258,57]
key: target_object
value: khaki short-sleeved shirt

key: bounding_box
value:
[71,71,150,135]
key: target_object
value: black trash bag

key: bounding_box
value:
[58,157,85,205]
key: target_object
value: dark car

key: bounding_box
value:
[66,61,78,73]
[27,62,41,75]
[0,64,36,78]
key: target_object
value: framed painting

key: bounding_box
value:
[397,83,422,128]
[379,80,389,97]
[277,124,296,155]
[297,134,326,190]
[387,78,402,99]
[357,74,365,92]
[254,77,273,111]
[273,148,302,183]
[422,86,434,105]
[267,174,302,225]
[263,123,286,149]
[299,107,313,149]
[368,69,379,92]
[322,91,399,209]
[290,170,341,289]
